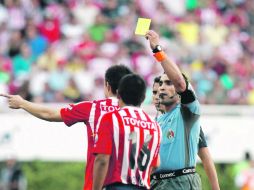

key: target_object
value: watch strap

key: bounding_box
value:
[152,45,162,53]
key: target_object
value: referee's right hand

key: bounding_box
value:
[0,94,24,109]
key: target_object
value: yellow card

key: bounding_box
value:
[135,18,151,35]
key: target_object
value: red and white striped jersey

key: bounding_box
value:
[60,97,119,190]
[93,106,161,189]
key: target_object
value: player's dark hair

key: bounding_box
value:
[153,76,161,87]
[118,74,146,106]
[105,65,132,95]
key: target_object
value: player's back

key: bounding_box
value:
[103,106,161,189]
[61,97,119,190]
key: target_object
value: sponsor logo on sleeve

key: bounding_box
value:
[100,105,120,112]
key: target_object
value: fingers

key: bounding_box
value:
[0,93,11,99]
[145,32,150,40]
[145,30,152,38]
[145,30,159,40]
[146,30,154,35]
[146,30,157,36]
[0,93,19,109]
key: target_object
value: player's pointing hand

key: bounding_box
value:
[0,93,25,109]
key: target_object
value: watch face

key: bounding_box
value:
[153,45,163,53]
[157,45,162,51]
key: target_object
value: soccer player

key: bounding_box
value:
[145,30,202,189]
[0,65,132,190]
[152,76,220,190]
[93,74,161,190]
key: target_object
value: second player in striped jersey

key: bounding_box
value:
[93,74,161,190]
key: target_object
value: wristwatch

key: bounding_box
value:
[152,45,163,53]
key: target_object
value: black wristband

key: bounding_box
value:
[152,45,162,53]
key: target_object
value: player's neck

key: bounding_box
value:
[118,99,139,108]
[106,91,116,98]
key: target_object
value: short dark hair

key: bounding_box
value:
[118,74,146,106]
[153,76,161,87]
[105,65,132,95]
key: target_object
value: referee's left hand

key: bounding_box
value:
[145,30,160,50]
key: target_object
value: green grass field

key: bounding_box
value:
[0,161,238,190]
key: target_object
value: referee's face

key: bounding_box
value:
[158,74,177,106]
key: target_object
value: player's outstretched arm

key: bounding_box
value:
[145,30,186,93]
[93,154,110,190]
[0,93,62,122]
[198,147,220,190]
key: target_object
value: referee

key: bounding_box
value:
[151,76,220,190]
[146,30,202,190]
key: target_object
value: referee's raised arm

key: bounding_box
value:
[145,30,186,93]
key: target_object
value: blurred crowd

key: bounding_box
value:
[0,0,254,105]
